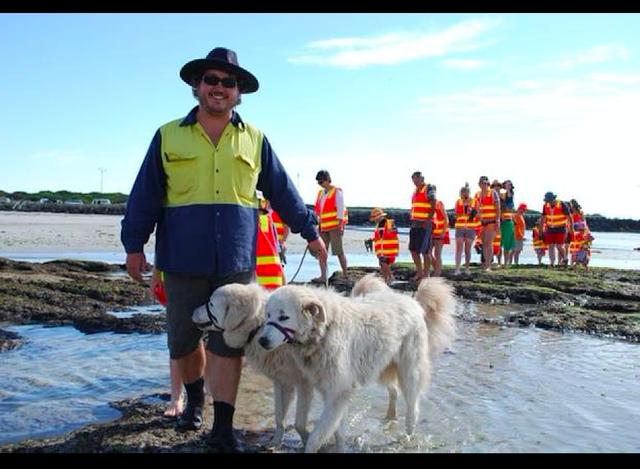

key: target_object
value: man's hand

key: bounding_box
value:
[308,238,328,261]
[126,252,148,283]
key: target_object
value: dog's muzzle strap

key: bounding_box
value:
[205,302,222,331]
[265,321,299,344]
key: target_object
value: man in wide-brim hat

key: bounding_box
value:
[121,47,327,453]
[179,47,259,93]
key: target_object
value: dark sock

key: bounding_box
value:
[213,401,235,436]
[184,377,204,407]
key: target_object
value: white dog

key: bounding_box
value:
[258,277,456,453]
[352,273,457,359]
[191,283,315,448]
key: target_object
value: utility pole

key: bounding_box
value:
[98,168,107,193]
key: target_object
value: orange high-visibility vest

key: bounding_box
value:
[501,210,514,221]
[532,227,548,250]
[569,231,586,254]
[373,219,399,262]
[314,187,347,232]
[475,191,498,222]
[271,210,286,243]
[410,184,433,221]
[454,198,480,229]
[432,201,447,236]
[514,213,526,240]
[543,201,569,229]
[255,213,285,290]
[492,230,502,255]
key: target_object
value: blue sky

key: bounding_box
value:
[1,13,639,218]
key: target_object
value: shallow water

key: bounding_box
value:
[1,230,639,450]
[1,301,639,452]
[4,229,640,276]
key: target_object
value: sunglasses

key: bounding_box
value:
[201,74,238,88]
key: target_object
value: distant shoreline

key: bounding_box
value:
[1,202,639,233]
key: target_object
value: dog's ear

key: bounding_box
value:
[302,299,326,324]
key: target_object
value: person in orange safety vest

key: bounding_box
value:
[542,192,571,267]
[454,182,479,275]
[313,170,348,284]
[474,175,501,271]
[429,185,449,277]
[368,207,400,284]
[256,198,286,290]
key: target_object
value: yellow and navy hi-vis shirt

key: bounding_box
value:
[121,107,318,276]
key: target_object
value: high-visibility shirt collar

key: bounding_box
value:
[179,106,245,130]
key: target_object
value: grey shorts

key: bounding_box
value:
[163,270,254,359]
[455,228,476,240]
[514,239,524,251]
[409,225,432,254]
[320,229,345,257]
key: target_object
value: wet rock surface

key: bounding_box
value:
[0,257,161,336]
[0,394,274,453]
[1,373,286,454]
[329,264,640,343]
[0,329,23,352]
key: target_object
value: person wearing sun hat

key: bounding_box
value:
[368,207,399,284]
[121,47,327,453]
[541,191,571,267]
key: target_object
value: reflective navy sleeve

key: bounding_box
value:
[121,130,166,253]
[257,136,318,242]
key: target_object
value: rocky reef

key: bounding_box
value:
[0,257,163,351]
[2,257,639,453]
[330,264,640,343]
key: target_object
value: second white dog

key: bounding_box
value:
[258,277,456,453]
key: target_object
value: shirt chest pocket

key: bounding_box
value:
[164,152,198,196]
[231,153,258,202]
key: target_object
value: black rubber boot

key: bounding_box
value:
[176,377,204,432]
[206,401,255,453]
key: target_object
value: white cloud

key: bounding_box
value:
[511,80,542,90]
[288,18,501,69]
[411,77,640,218]
[550,44,629,70]
[590,72,640,85]
[416,77,640,130]
[441,58,488,70]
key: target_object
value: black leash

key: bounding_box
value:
[288,246,309,284]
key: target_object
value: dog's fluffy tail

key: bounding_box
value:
[414,277,457,358]
[351,273,389,297]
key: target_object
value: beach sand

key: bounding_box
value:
[0,211,380,255]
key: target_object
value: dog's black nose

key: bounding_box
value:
[258,336,270,349]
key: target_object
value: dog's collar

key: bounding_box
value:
[266,321,300,345]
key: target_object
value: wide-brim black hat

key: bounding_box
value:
[179,47,259,94]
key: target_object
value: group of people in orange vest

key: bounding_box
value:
[254,171,597,290]
[532,193,594,270]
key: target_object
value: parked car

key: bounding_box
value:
[0,196,11,203]
[39,198,51,204]
[64,199,84,205]
[91,198,111,205]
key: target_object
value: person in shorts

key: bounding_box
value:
[121,46,326,452]
[409,171,436,280]
[313,169,348,283]
[453,183,478,275]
